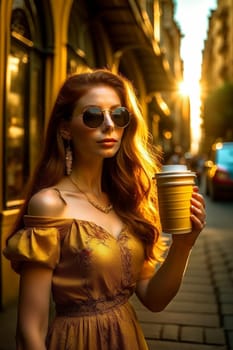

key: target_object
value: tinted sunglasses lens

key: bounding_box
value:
[83,107,103,128]
[112,107,130,127]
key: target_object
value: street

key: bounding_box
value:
[204,193,233,231]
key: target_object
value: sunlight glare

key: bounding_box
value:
[189,80,202,154]
[179,77,202,154]
[178,81,191,97]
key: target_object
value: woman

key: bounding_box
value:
[4,69,206,350]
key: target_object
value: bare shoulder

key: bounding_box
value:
[28,188,65,217]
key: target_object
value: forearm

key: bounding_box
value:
[142,240,192,312]
[16,265,52,350]
[16,330,47,350]
[16,321,48,350]
[137,188,206,312]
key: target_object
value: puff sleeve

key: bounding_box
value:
[3,226,60,273]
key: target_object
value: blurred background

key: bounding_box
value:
[0,0,233,312]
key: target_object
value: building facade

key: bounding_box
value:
[0,0,182,307]
[201,0,233,96]
[159,0,190,156]
[200,0,233,148]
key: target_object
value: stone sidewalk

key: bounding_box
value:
[131,227,233,350]
[0,227,232,350]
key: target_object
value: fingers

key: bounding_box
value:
[190,188,206,230]
[191,208,206,229]
[192,187,206,208]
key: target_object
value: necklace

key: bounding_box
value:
[69,176,113,214]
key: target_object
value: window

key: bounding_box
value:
[4,1,46,207]
[5,48,29,205]
[67,1,95,75]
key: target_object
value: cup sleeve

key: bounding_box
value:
[3,227,60,273]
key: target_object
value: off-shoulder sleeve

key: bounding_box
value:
[3,227,60,273]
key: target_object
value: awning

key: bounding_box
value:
[88,0,178,93]
[131,48,177,93]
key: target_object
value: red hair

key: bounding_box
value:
[7,69,163,261]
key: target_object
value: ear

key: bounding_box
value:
[59,120,71,140]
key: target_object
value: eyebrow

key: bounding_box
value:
[81,104,121,111]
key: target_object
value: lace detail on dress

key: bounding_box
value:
[99,305,123,350]
[73,221,111,279]
[55,293,128,317]
[75,247,93,277]
[78,220,111,245]
[119,233,133,287]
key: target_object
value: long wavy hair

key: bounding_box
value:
[8,69,163,261]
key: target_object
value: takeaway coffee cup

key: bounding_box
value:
[155,164,196,234]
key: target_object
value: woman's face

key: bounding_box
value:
[66,85,125,161]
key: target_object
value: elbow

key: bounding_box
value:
[144,300,169,313]
[16,327,31,350]
[16,325,46,349]
[152,305,166,312]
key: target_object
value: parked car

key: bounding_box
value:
[205,142,233,200]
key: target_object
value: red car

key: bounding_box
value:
[205,142,233,200]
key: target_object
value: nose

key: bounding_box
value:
[102,110,114,130]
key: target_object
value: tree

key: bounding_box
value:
[203,82,233,143]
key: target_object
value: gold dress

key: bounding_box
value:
[4,215,156,350]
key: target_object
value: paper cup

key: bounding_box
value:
[155,165,196,234]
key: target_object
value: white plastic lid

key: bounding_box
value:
[162,164,188,172]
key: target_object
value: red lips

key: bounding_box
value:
[97,138,117,143]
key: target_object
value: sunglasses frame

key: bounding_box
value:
[81,106,131,129]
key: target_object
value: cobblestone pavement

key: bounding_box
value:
[131,227,233,350]
[0,227,232,350]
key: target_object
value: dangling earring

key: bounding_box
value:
[65,141,73,175]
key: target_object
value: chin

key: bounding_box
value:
[101,149,119,158]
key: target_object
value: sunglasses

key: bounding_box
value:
[81,106,131,128]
